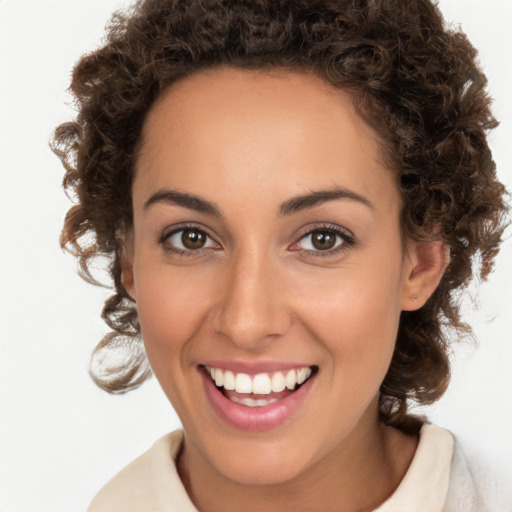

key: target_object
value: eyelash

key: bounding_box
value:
[292,224,356,257]
[157,223,356,258]
[158,223,219,257]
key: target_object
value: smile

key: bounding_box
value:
[200,363,318,431]
[205,365,313,404]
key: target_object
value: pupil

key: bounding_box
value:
[182,229,205,249]
[312,231,336,250]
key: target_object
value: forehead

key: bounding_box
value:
[134,67,398,213]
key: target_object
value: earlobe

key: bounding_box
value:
[121,261,136,301]
[401,240,449,311]
[119,230,137,301]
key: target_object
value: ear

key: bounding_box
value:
[119,230,136,301]
[401,240,449,311]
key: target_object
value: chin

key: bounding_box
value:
[211,445,313,486]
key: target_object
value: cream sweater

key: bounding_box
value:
[88,424,511,512]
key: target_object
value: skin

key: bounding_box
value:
[122,67,447,512]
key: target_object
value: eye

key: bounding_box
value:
[160,227,219,253]
[301,230,339,251]
[293,226,355,254]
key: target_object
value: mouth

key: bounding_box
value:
[203,365,317,406]
[199,363,318,431]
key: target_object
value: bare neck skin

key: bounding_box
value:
[177,400,418,512]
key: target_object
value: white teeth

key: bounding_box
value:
[297,367,312,385]
[271,372,286,392]
[235,373,253,394]
[241,398,258,407]
[285,369,297,390]
[230,397,279,407]
[223,370,235,391]
[214,368,224,387]
[206,365,313,395]
[252,373,272,394]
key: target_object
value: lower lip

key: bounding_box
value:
[200,368,316,432]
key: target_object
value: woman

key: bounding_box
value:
[52,0,509,510]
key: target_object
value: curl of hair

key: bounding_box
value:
[52,0,508,427]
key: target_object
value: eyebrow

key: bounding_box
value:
[144,190,221,216]
[279,187,374,216]
[143,186,374,217]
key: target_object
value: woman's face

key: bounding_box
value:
[125,67,420,485]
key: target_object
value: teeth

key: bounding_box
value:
[205,365,313,395]
[252,373,272,394]
[271,372,286,392]
[285,369,297,390]
[235,373,252,393]
[214,368,224,387]
[297,367,312,385]
[230,397,279,407]
[223,370,235,390]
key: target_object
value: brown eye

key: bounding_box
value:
[162,227,218,253]
[294,226,354,255]
[311,231,337,250]
[181,229,206,249]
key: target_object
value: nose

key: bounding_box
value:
[212,250,292,349]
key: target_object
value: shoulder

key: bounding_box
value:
[87,430,190,512]
[376,423,455,512]
[444,435,512,512]
[376,423,512,512]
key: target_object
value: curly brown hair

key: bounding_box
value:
[52,0,508,428]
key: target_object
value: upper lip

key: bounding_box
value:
[201,360,315,375]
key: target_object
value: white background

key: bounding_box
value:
[1,1,511,510]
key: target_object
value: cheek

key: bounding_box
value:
[293,262,404,379]
[133,264,213,361]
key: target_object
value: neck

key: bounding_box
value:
[177,408,418,512]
